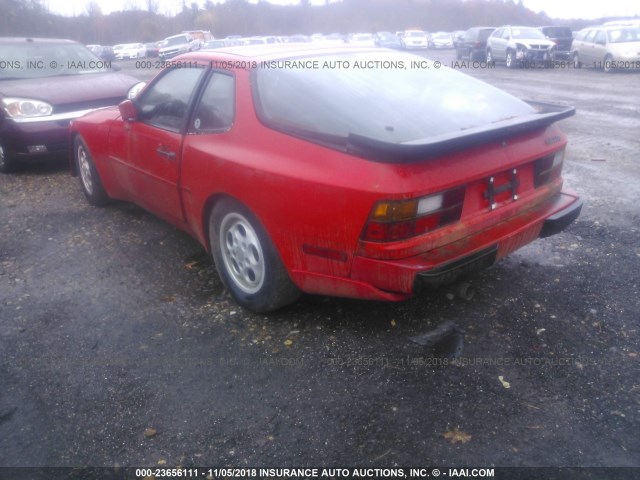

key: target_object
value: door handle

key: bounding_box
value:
[156,146,176,160]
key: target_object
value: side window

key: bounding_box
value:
[137,66,205,132]
[594,30,607,45]
[492,28,503,40]
[190,72,235,133]
[502,29,511,40]
[584,30,598,44]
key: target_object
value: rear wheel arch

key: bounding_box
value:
[207,196,300,312]
[573,52,582,68]
[202,193,232,253]
[486,48,493,63]
[603,54,615,73]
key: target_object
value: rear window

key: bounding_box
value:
[164,36,189,46]
[478,29,495,41]
[254,51,535,144]
[542,27,572,38]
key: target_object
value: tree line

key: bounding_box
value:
[0,0,621,45]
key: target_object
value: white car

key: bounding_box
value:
[401,30,429,49]
[431,32,454,49]
[571,25,640,72]
[486,26,556,68]
[318,34,346,46]
[114,43,146,60]
[348,33,376,47]
[158,34,197,60]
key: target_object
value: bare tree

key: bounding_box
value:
[147,0,159,14]
[85,0,102,16]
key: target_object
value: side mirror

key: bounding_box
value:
[119,99,137,123]
[127,81,146,99]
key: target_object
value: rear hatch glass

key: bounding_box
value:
[254,51,534,145]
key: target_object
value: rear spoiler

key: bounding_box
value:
[346,101,575,163]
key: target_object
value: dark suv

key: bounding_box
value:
[539,26,574,59]
[455,27,496,61]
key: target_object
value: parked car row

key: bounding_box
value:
[395,30,457,49]
[86,31,213,62]
[454,24,640,72]
[202,31,457,50]
[113,43,147,60]
[87,44,116,61]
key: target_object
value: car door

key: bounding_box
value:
[180,70,236,230]
[580,30,598,64]
[492,28,508,60]
[488,28,502,58]
[592,30,608,64]
[125,65,206,225]
[499,28,512,60]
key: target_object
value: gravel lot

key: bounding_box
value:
[1,50,639,473]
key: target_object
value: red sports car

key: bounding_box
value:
[70,45,582,312]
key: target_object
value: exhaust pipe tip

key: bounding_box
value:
[445,282,476,301]
[454,282,475,301]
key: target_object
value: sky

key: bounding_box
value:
[41,0,640,20]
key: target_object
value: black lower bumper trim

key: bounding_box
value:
[540,198,583,238]
[416,246,498,290]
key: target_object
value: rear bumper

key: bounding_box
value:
[353,190,581,295]
[540,197,583,237]
[292,189,581,301]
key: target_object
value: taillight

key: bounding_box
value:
[534,149,564,188]
[362,186,466,242]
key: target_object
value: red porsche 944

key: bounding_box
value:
[70,45,582,312]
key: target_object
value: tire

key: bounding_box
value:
[486,48,493,64]
[74,135,110,206]
[573,53,581,69]
[209,198,300,312]
[603,54,614,73]
[0,144,18,173]
[506,50,517,68]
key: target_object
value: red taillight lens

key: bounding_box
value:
[534,149,564,188]
[362,186,466,242]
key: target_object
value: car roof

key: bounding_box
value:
[0,37,79,45]
[587,25,640,30]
